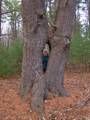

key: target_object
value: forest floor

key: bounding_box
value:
[0,72,90,120]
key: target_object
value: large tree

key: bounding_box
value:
[21,0,76,118]
[21,0,48,116]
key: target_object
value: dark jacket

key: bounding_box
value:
[42,55,49,72]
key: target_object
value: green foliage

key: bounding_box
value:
[2,0,21,23]
[69,29,90,64]
[0,40,23,77]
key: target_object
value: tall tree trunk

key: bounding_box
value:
[46,0,76,96]
[0,0,2,41]
[48,0,52,20]
[21,0,76,117]
[21,0,48,115]
[11,19,17,41]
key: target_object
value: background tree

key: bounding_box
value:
[0,0,2,41]
[88,0,90,26]
[2,0,21,41]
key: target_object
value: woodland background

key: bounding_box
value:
[0,0,90,77]
[0,0,90,120]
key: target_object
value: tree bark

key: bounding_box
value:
[21,0,76,116]
[46,0,76,96]
[21,0,48,114]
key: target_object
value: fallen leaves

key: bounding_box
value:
[0,72,90,120]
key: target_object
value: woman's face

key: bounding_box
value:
[43,51,48,56]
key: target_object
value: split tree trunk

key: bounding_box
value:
[21,0,76,115]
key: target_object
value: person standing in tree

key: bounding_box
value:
[42,43,50,73]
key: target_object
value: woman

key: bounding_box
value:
[42,43,50,73]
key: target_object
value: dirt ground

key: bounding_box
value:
[0,72,90,120]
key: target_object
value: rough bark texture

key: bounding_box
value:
[21,0,76,116]
[21,0,48,114]
[46,0,76,96]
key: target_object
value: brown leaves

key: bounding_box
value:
[0,72,90,120]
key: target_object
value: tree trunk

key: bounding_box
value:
[88,0,90,26]
[46,0,76,96]
[21,0,76,116]
[11,19,17,41]
[21,0,48,114]
[48,0,52,20]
